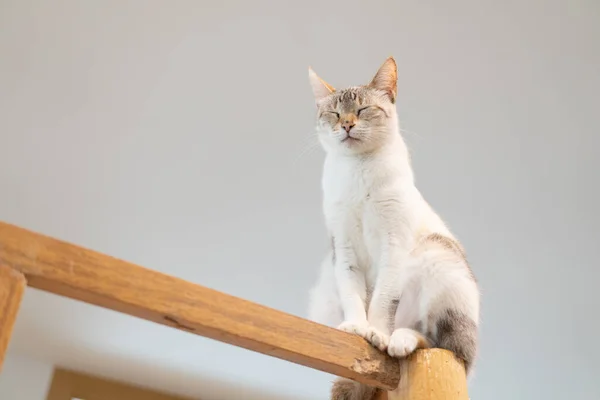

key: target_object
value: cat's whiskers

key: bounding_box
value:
[292,135,321,167]
[399,127,421,139]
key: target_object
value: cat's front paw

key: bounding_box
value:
[365,326,390,351]
[337,321,369,338]
[388,328,419,358]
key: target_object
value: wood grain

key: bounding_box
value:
[47,368,193,400]
[0,264,26,372]
[0,221,400,390]
[388,349,468,400]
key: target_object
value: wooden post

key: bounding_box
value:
[0,264,26,371]
[388,349,469,400]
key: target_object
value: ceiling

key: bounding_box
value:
[1,1,599,399]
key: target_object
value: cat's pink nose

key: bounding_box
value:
[342,121,355,132]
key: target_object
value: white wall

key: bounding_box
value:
[0,353,53,400]
[0,0,599,399]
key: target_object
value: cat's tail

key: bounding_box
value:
[330,378,381,400]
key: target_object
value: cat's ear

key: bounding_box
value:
[308,67,335,102]
[369,56,397,103]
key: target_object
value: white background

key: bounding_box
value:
[1,0,599,399]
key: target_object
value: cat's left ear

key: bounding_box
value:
[369,56,397,103]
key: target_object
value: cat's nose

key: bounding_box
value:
[342,121,355,133]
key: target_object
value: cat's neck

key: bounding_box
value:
[325,132,415,183]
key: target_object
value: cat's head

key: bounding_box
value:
[308,57,399,155]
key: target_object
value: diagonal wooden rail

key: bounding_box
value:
[0,221,468,399]
[0,221,399,389]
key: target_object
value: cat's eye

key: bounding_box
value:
[324,111,340,118]
[357,107,370,116]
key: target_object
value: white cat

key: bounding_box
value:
[307,57,480,400]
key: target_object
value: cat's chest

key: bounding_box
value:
[322,172,382,266]
[323,194,373,232]
[323,158,373,202]
[323,167,371,222]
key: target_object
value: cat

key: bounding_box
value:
[307,57,480,400]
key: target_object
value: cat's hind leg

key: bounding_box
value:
[387,235,479,371]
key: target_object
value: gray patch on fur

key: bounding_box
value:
[413,319,424,333]
[365,286,373,310]
[331,87,381,112]
[423,233,477,283]
[387,297,400,332]
[331,378,379,400]
[389,298,400,316]
[331,236,336,265]
[432,309,478,371]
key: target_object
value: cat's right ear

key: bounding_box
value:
[308,67,335,103]
[369,57,397,103]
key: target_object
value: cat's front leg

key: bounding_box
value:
[365,248,409,351]
[364,198,416,351]
[333,239,370,339]
[364,273,398,351]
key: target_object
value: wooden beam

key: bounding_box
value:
[0,222,400,390]
[0,264,26,372]
[388,349,468,400]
